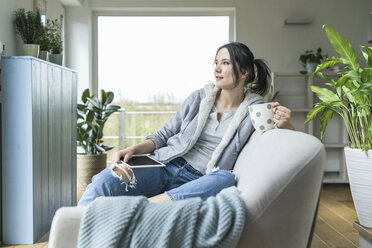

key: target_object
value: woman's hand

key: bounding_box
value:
[112,147,135,163]
[272,102,296,131]
[112,140,156,163]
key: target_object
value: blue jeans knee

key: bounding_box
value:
[78,167,122,206]
[78,165,168,206]
[166,169,236,201]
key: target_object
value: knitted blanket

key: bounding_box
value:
[77,186,246,248]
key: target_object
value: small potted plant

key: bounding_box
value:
[48,19,63,65]
[13,8,43,57]
[77,88,121,190]
[38,19,53,60]
[305,25,372,228]
[299,48,327,73]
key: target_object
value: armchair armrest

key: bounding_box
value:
[234,129,325,248]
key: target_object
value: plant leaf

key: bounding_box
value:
[77,104,87,112]
[310,85,339,102]
[106,105,121,112]
[77,122,85,129]
[361,46,372,68]
[313,71,336,87]
[305,104,325,124]
[344,71,361,82]
[320,109,334,139]
[323,24,359,71]
[101,89,107,106]
[95,98,102,109]
[313,71,326,80]
[101,145,114,151]
[106,92,114,104]
[335,76,349,96]
[86,110,94,123]
[315,57,342,72]
[336,76,349,88]
[361,68,372,83]
[82,88,90,103]
[95,124,103,139]
[94,144,106,153]
[86,97,100,109]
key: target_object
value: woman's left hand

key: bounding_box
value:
[272,102,296,130]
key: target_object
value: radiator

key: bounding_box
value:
[1,56,77,244]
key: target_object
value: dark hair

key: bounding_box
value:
[216,42,271,95]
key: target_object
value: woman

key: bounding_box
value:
[78,42,294,206]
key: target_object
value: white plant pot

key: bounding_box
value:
[344,147,372,228]
[306,62,318,73]
[22,44,40,57]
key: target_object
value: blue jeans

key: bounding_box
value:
[78,157,236,206]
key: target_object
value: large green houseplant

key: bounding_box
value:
[305,24,372,228]
[14,8,43,57]
[77,88,121,190]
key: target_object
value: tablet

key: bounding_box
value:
[122,155,166,168]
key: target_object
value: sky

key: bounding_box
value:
[98,16,229,103]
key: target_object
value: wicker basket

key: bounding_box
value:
[77,153,107,190]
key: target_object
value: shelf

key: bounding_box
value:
[273,72,310,77]
[273,72,348,183]
[324,144,348,148]
[323,177,349,184]
[273,72,340,77]
[291,108,312,112]
[275,95,310,109]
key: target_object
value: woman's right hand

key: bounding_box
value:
[112,147,135,163]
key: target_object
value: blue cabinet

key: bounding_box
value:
[1,57,77,244]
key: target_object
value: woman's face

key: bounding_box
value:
[214,48,244,90]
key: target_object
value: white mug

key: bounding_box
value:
[249,102,275,132]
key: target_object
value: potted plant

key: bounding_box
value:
[48,19,63,65]
[38,19,53,60]
[305,25,372,228]
[77,88,121,190]
[299,48,327,73]
[13,8,43,57]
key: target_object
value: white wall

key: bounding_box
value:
[0,0,65,56]
[234,0,372,71]
[0,0,33,56]
[1,0,371,96]
[65,0,92,99]
[47,0,65,21]
[64,0,372,97]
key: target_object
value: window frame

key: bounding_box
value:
[92,8,236,96]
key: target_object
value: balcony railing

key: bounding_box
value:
[103,108,176,150]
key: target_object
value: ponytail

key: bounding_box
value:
[248,59,271,95]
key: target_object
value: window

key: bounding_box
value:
[95,13,233,156]
[97,16,230,104]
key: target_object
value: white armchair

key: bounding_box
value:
[49,129,325,248]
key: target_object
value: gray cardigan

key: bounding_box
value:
[145,83,263,173]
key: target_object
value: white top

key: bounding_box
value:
[182,106,236,174]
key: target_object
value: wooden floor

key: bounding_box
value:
[311,184,359,248]
[0,184,359,248]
